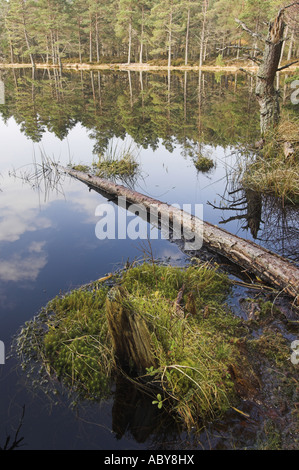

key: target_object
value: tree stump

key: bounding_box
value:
[105,287,157,373]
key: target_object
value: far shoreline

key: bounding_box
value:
[0,62,298,73]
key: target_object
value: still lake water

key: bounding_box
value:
[0,69,298,449]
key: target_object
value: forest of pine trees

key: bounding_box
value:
[0,0,298,66]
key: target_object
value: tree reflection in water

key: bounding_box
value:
[208,186,299,265]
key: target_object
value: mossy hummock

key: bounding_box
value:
[15,261,262,431]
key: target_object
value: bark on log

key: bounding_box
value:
[60,166,299,302]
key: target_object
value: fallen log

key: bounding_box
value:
[59,166,299,302]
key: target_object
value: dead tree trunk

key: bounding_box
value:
[106,287,157,372]
[59,166,299,302]
[236,4,299,135]
[255,10,285,134]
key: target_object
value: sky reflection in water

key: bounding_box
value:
[0,70,297,449]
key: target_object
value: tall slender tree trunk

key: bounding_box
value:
[50,29,55,64]
[89,13,93,62]
[199,0,208,68]
[95,13,100,62]
[45,36,49,63]
[9,39,15,63]
[139,6,144,64]
[279,24,288,68]
[98,72,102,110]
[78,18,82,64]
[23,25,35,68]
[21,0,35,68]
[287,27,295,60]
[185,7,190,66]
[168,5,173,68]
[127,19,132,65]
[5,17,15,63]
[90,71,95,101]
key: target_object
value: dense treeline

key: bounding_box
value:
[0,0,298,66]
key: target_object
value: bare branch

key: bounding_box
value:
[239,67,256,78]
[216,45,263,54]
[277,59,299,71]
[235,18,267,43]
[283,2,299,11]
[246,55,263,64]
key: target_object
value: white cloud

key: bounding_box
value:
[0,252,48,282]
[28,240,47,253]
[0,187,52,243]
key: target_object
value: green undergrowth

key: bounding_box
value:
[14,261,263,430]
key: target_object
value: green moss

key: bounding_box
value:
[249,328,290,368]
[43,287,114,400]
[117,262,252,428]
[259,420,282,450]
[194,155,215,172]
[15,261,259,430]
[71,164,91,173]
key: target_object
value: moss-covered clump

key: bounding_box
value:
[15,262,259,430]
[194,154,215,173]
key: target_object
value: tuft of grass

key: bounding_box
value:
[71,142,140,184]
[242,113,299,204]
[71,164,90,173]
[194,154,215,173]
[94,150,139,180]
[242,158,299,204]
